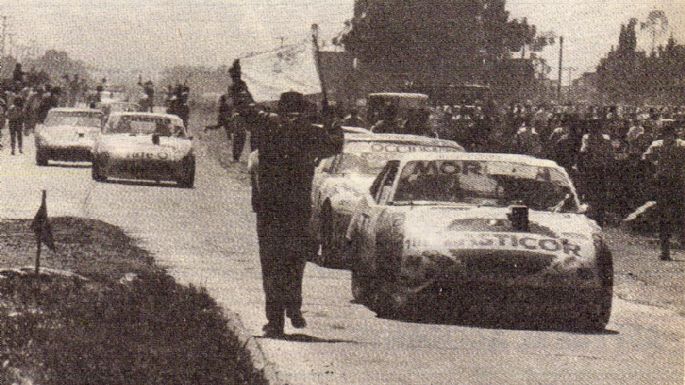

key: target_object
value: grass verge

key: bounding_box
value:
[0,217,267,385]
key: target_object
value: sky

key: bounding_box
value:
[1,0,684,84]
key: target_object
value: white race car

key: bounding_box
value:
[310,133,464,268]
[91,112,195,187]
[346,152,613,330]
[34,108,104,165]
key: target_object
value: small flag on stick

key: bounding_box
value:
[30,190,55,275]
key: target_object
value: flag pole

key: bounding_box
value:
[34,190,47,275]
[35,237,41,275]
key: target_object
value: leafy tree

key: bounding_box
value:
[340,0,547,83]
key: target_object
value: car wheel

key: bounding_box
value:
[91,159,106,182]
[35,147,48,166]
[178,156,195,188]
[351,268,375,305]
[319,205,336,267]
[371,280,409,319]
[575,286,612,331]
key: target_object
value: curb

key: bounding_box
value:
[222,308,289,385]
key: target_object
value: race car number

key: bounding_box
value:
[126,152,169,160]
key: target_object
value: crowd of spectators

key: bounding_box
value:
[429,101,685,220]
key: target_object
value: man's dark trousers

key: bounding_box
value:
[233,128,246,161]
[9,123,22,152]
[256,209,309,330]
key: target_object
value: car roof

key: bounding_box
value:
[345,133,463,150]
[109,111,182,122]
[49,107,102,114]
[395,152,562,168]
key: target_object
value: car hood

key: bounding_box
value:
[400,205,598,259]
[97,134,192,160]
[38,125,100,140]
[394,205,604,289]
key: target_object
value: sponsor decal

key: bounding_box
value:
[369,143,459,154]
[346,141,459,154]
[406,160,555,182]
[404,233,582,256]
[126,152,169,160]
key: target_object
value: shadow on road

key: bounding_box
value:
[99,179,184,189]
[256,333,357,344]
[45,162,92,169]
[372,307,620,335]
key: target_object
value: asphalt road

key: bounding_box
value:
[0,131,683,385]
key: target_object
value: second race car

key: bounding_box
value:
[310,133,464,268]
[345,152,613,330]
[91,112,195,187]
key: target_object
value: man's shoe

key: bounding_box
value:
[262,323,284,338]
[660,253,673,261]
[287,311,307,329]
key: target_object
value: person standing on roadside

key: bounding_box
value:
[642,121,685,261]
[0,99,6,150]
[578,119,615,227]
[7,97,25,155]
[227,60,252,162]
[248,91,343,337]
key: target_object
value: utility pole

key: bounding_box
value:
[8,32,14,57]
[557,36,564,101]
[565,66,577,100]
[1,16,8,58]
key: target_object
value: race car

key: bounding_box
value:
[345,152,613,330]
[98,100,141,118]
[34,108,104,165]
[310,133,464,268]
[91,112,195,187]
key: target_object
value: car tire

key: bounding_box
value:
[351,268,375,305]
[574,286,612,331]
[35,147,48,166]
[91,159,106,182]
[178,156,195,188]
[319,205,336,267]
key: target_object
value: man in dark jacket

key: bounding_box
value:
[643,121,685,261]
[228,60,252,161]
[249,91,343,337]
[7,97,25,155]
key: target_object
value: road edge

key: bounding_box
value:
[221,307,289,385]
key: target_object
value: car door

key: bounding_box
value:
[356,160,400,273]
[310,156,337,230]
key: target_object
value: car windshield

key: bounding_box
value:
[44,111,102,128]
[106,115,184,136]
[339,141,459,176]
[394,160,577,212]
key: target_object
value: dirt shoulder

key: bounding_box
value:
[604,227,685,316]
[0,217,267,385]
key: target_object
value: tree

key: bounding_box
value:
[340,0,547,85]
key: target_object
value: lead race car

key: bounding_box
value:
[34,108,104,165]
[310,133,464,268]
[345,152,613,330]
[91,112,195,187]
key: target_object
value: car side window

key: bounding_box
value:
[327,156,340,173]
[369,164,390,200]
[377,161,400,204]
